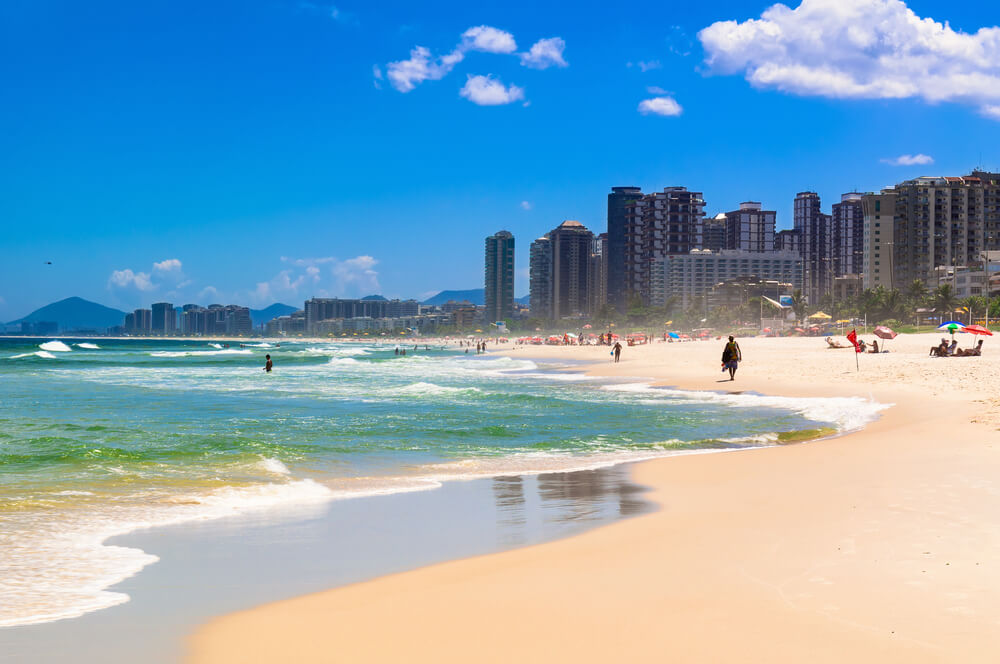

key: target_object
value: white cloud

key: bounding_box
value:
[881,153,934,166]
[108,269,155,292]
[981,105,1000,120]
[152,258,182,275]
[387,46,460,92]
[461,26,517,54]
[646,85,669,95]
[372,64,383,89]
[460,75,525,105]
[638,96,683,116]
[199,286,219,301]
[519,37,567,69]
[386,27,562,94]
[520,200,533,210]
[637,60,661,72]
[331,255,381,295]
[698,0,1000,118]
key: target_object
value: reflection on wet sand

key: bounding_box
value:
[492,465,651,547]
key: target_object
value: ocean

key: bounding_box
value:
[0,337,884,629]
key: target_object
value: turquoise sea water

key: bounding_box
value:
[0,337,883,628]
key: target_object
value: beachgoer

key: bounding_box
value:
[263,354,272,372]
[870,339,879,353]
[930,338,948,357]
[947,339,958,356]
[721,336,742,380]
[612,341,622,363]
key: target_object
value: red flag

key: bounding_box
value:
[847,329,861,353]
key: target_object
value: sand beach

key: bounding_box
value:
[187,332,1000,662]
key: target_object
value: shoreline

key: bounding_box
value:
[187,333,1000,662]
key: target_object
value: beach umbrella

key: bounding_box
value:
[873,325,897,340]
[964,324,993,336]
[668,332,680,339]
[583,324,592,329]
[938,321,966,336]
[808,311,832,320]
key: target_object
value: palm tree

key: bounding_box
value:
[790,290,807,324]
[934,284,958,321]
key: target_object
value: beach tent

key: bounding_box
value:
[808,312,832,320]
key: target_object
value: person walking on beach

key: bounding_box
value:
[721,336,742,380]
[263,354,273,373]
[612,341,622,363]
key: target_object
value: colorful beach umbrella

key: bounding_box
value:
[873,325,897,340]
[668,332,680,339]
[964,324,993,336]
[938,321,966,330]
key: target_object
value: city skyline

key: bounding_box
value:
[3,1,1000,321]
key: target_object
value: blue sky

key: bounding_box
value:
[2,0,1000,319]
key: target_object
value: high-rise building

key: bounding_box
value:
[588,233,609,314]
[832,193,865,278]
[528,221,596,320]
[484,230,515,324]
[624,187,706,304]
[549,220,596,319]
[702,214,727,252]
[725,202,776,252]
[606,186,643,312]
[650,249,803,308]
[794,191,833,303]
[775,229,803,255]
[129,308,151,334]
[151,302,175,335]
[529,236,552,320]
[861,171,1000,291]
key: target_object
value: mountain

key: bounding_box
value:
[7,297,127,332]
[421,289,484,306]
[421,289,530,307]
[249,303,298,327]
[361,294,388,301]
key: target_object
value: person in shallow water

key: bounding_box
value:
[264,354,272,373]
[721,336,742,380]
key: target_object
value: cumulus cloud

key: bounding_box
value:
[520,37,567,69]
[461,25,517,54]
[459,75,524,106]
[386,25,518,93]
[638,96,683,116]
[629,60,661,72]
[881,153,934,166]
[981,105,1000,120]
[152,258,182,275]
[520,200,533,210]
[698,0,1000,118]
[108,268,155,292]
[646,85,669,95]
[262,255,381,302]
[373,64,383,89]
[385,26,565,95]
[198,286,219,301]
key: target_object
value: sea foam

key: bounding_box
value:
[39,341,72,352]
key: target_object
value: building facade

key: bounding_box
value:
[794,191,833,303]
[862,172,1000,292]
[484,230,515,324]
[529,235,552,320]
[724,201,776,252]
[651,249,803,308]
[606,186,643,312]
[624,186,706,304]
[151,302,175,335]
[832,193,864,278]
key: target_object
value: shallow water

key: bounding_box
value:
[0,337,884,627]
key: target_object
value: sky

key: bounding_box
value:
[2,0,1000,319]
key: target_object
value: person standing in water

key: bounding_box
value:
[721,336,742,380]
[264,354,273,373]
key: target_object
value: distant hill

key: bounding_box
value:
[422,289,484,306]
[421,289,529,307]
[515,294,530,305]
[7,297,127,332]
[361,294,387,301]
[250,303,298,327]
